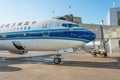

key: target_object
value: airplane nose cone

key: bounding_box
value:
[89,31,96,41]
[77,28,96,42]
[71,27,96,42]
[78,30,96,42]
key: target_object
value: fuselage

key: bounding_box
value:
[0,19,96,52]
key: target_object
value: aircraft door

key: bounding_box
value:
[12,41,25,50]
[42,23,50,37]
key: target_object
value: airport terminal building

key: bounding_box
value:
[107,7,120,26]
[80,23,120,53]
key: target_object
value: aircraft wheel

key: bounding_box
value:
[93,52,97,57]
[103,52,108,58]
[54,58,61,64]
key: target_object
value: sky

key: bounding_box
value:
[0,0,120,24]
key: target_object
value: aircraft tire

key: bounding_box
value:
[54,58,61,64]
[103,52,108,58]
[93,52,97,57]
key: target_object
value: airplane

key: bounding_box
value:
[0,19,96,64]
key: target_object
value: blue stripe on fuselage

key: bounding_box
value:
[0,28,96,42]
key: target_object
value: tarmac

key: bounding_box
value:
[0,51,120,80]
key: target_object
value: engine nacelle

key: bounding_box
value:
[8,50,28,55]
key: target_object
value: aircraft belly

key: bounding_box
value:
[20,39,86,51]
[0,40,18,50]
[0,40,86,51]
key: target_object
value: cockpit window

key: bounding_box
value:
[72,24,79,27]
[62,24,67,27]
[68,24,72,28]
[68,24,79,28]
[62,23,79,28]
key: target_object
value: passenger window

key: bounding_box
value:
[17,22,22,26]
[24,27,27,30]
[32,21,37,24]
[6,24,10,27]
[12,23,16,27]
[17,27,19,30]
[28,26,31,30]
[43,24,48,28]
[13,28,16,31]
[20,27,23,30]
[10,28,12,31]
[24,22,29,25]
[6,28,8,31]
[0,24,4,28]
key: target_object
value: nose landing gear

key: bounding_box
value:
[54,58,61,64]
[53,54,61,64]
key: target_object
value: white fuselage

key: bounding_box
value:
[0,19,96,52]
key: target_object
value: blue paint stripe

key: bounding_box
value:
[0,28,95,42]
